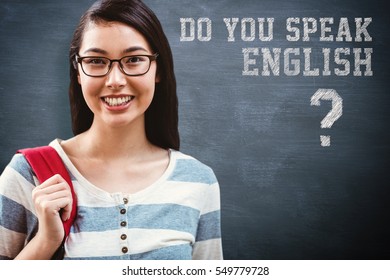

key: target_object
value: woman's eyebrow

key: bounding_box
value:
[82,48,107,55]
[122,46,149,54]
[82,46,149,55]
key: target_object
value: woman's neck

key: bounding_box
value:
[74,119,154,161]
[60,118,170,194]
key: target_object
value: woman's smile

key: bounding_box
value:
[101,95,135,111]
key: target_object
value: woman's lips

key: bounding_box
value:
[101,95,135,111]
[102,96,134,106]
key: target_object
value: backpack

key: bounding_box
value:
[17,146,77,259]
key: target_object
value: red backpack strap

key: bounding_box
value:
[17,146,77,238]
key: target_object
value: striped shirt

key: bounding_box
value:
[0,139,223,260]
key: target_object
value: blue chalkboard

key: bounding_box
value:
[0,0,389,259]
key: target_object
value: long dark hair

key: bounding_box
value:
[69,0,179,150]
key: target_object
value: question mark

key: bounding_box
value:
[310,89,343,147]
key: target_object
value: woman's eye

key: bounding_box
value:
[126,56,145,63]
[86,58,107,65]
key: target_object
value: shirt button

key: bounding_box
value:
[122,247,128,254]
[120,221,127,227]
[120,208,126,214]
[123,197,129,204]
[121,234,127,240]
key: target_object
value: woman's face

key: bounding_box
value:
[77,21,159,130]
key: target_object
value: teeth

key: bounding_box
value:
[103,96,133,106]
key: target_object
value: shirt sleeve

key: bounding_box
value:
[192,176,223,260]
[0,154,38,260]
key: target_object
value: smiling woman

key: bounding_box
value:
[0,0,223,260]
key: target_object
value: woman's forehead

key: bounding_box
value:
[80,21,152,54]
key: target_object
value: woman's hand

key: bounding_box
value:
[31,174,73,245]
[15,174,73,259]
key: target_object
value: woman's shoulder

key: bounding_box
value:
[2,151,35,185]
[3,138,66,185]
[169,150,218,185]
[0,152,37,207]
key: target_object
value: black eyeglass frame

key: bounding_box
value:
[74,53,159,77]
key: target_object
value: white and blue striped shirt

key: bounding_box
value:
[0,139,223,260]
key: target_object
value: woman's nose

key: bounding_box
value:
[105,62,127,89]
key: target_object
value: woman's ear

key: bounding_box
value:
[73,60,82,85]
[155,72,161,83]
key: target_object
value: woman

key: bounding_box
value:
[0,0,222,260]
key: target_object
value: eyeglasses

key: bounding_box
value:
[74,53,159,77]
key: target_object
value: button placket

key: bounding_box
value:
[120,196,128,227]
[119,195,130,254]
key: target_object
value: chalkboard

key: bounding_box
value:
[1,0,389,259]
